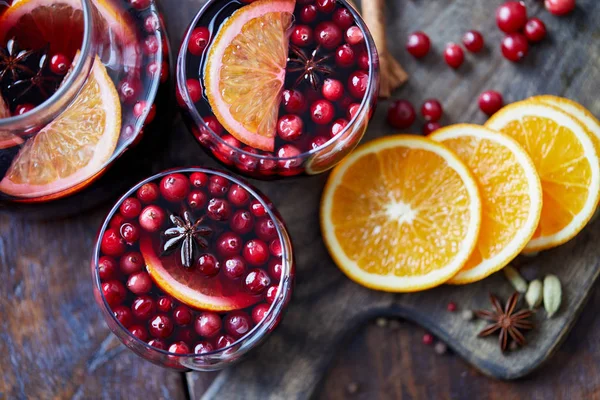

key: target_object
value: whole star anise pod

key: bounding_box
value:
[0,37,38,84]
[9,52,59,101]
[162,211,213,268]
[475,292,533,352]
[287,45,334,90]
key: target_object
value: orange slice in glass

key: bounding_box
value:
[204,0,295,151]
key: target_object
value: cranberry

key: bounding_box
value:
[157,296,174,313]
[333,7,354,29]
[129,0,150,10]
[545,0,575,15]
[315,22,343,50]
[423,121,441,135]
[133,101,156,123]
[217,232,243,256]
[143,35,160,55]
[49,54,69,75]
[194,341,214,354]
[120,197,142,219]
[357,50,370,71]
[330,119,349,138]
[113,305,133,328]
[345,26,364,45]
[118,77,141,104]
[182,78,203,104]
[524,18,547,42]
[203,116,224,136]
[231,210,254,234]
[501,33,529,62]
[175,328,196,345]
[463,30,484,53]
[101,228,126,257]
[189,27,210,56]
[387,100,416,129]
[444,43,464,69]
[421,99,443,122]
[225,185,248,207]
[188,191,208,210]
[266,285,279,304]
[102,280,126,307]
[148,339,166,350]
[447,302,457,312]
[224,256,247,279]
[132,296,156,320]
[277,144,302,173]
[335,44,355,68]
[268,258,283,281]
[348,71,368,99]
[479,91,504,115]
[277,115,304,141]
[207,176,230,197]
[322,79,344,101]
[282,90,307,114]
[250,200,267,217]
[316,0,336,13]
[422,333,434,345]
[252,304,270,324]
[406,31,431,58]
[120,251,144,275]
[98,256,117,281]
[311,100,335,125]
[109,213,125,230]
[216,335,235,350]
[120,222,140,244]
[310,136,329,149]
[139,205,166,232]
[130,325,148,341]
[300,4,317,23]
[147,61,168,83]
[254,218,277,241]
[144,14,160,33]
[194,312,222,338]
[214,135,240,165]
[190,172,208,188]
[195,253,220,276]
[244,268,271,293]
[137,182,159,204]
[347,103,361,120]
[160,173,190,202]
[149,315,174,339]
[496,1,528,33]
[207,198,232,221]
[269,239,282,257]
[127,271,153,295]
[15,103,34,115]
[173,305,193,326]
[237,149,260,174]
[291,25,313,47]
[168,341,190,354]
[224,311,252,338]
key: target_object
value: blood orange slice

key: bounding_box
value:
[0,57,121,198]
[204,0,295,151]
[0,94,23,149]
[140,234,261,312]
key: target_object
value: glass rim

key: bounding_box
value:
[176,0,379,162]
[92,167,294,358]
[0,0,95,130]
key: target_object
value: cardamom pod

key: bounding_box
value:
[525,279,543,309]
[503,266,528,293]
[543,275,562,318]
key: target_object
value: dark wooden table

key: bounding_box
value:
[3,0,600,399]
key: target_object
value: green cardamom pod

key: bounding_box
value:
[525,279,543,309]
[503,266,528,293]
[543,275,562,318]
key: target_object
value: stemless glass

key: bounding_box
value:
[91,168,295,371]
[177,0,380,179]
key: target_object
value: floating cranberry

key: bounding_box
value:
[195,312,222,338]
[545,0,575,15]
[101,228,126,257]
[300,4,317,23]
[143,35,160,55]
[102,280,126,307]
[310,136,329,149]
[189,27,210,56]
[50,54,70,75]
[406,31,431,58]
[422,333,434,345]
[347,103,361,120]
[216,335,236,350]
[357,50,369,71]
[463,30,485,53]
[315,22,343,50]
[330,119,349,138]
[214,135,240,165]
[188,191,208,210]
[224,256,247,279]
[120,197,142,219]
[15,104,34,115]
[109,213,126,231]
[183,78,203,104]
[194,341,214,354]
[501,33,529,62]
[387,100,416,129]
[316,0,336,13]
[133,101,156,123]
[190,172,208,188]
[98,256,118,281]
[269,239,282,258]
[333,7,354,29]
[130,325,148,341]
[345,26,364,45]
[252,304,270,324]
[148,339,166,350]
[335,44,355,68]
[266,285,279,304]
[348,71,368,99]
[291,25,313,47]
[175,328,196,345]
[217,232,243,257]
[147,61,168,83]
[237,150,260,174]
[139,205,166,232]
[207,176,229,198]
[447,302,457,312]
[244,268,271,293]
[157,296,174,313]
[254,218,277,242]
[524,18,547,42]
[423,121,441,135]
[231,210,254,235]
[421,99,443,122]
[118,77,141,104]
[127,271,152,295]
[479,91,504,115]
[120,251,144,275]
[129,0,150,10]
[496,1,528,33]
[322,79,344,101]
[444,43,464,69]
[311,100,335,125]
[168,341,190,354]
[137,182,160,204]
[132,296,156,320]
[268,258,283,281]
[202,116,224,136]
[173,305,192,326]
[250,200,267,217]
[149,315,174,339]
[196,253,220,276]
[160,174,190,202]
[277,145,303,173]
[113,305,133,328]
[224,311,252,338]
[144,14,160,33]
[207,198,232,221]
[282,90,307,114]
[278,115,304,141]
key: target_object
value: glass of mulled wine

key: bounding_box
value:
[177,0,379,178]
[0,0,170,203]
[92,168,295,371]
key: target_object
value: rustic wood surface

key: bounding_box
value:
[3,0,600,399]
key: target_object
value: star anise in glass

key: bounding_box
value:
[475,292,533,352]
[0,37,38,84]
[162,211,213,268]
[287,45,334,90]
[9,52,60,101]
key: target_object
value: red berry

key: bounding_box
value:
[347,103,361,120]
[181,78,203,104]
[255,218,277,241]
[216,335,235,350]
[291,25,313,47]
[173,305,193,326]
[322,78,344,101]
[447,302,457,312]
[148,339,166,350]
[316,0,336,13]
[479,91,504,115]
[315,22,343,50]
[217,232,243,257]
[423,121,441,135]
[133,101,156,123]
[144,14,160,33]
[268,258,283,281]
[345,26,364,45]
[15,103,34,115]
[157,296,174,313]
[231,210,254,234]
[137,182,159,203]
[127,271,153,295]
[357,50,370,71]
[129,0,150,10]
[160,173,190,202]
[188,190,208,210]
[244,268,271,293]
[227,184,250,207]
[190,172,208,187]
[501,33,529,62]
[310,136,329,149]
[132,295,156,320]
[113,305,133,328]
[335,44,355,68]
[282,90,307,114]
[109,213,126,230]
[224,311,252,338]
[202,116,224,136]
[194,341,214,354]
[387,100,416,129]
[277,115,304,141]
[422,333,434,345]
[276,144,302,172]
[223,256,247,279]
[98,256,118,281]
[147,61,168,83]
[269,239,282,257]
[300,4,317,23]
[189,27,210,56]
[250,200,267,217]
[120,251,144,275]
[444,43,464,69]
[421,99,443,122]
[333,7,354,29]
[208,175,230,197]
[168,342,190,354]
[50,54,70,75]
[348,71,368,99]
[462,30,485,53]
[545,0,575,15]
[406,31,431,58]
[101,280,126,307]
[496,1,528,33]
[120,197,142,219]
[196,253,221,276]
[149,315,174,339]
[143,35,160,55]
[266,285,279,304]
[195,312,222,338]
[330,119,349,138]
[252,303,270,324]
[139,205,166,232]
[130,325,148,341]
[101,228,126,257]
[524,18,547,42]
[118,77,141,104]
[243,240,270,266]
[311,100,335,125]
[207,198,232,221]
[214,135,240,165]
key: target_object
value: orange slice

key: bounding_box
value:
[140,234,261,312]
[204,0,295,151]
[320,135,482,292]
[486,101,600,252]
[0,57,121,198]
[0,95,23,149]
[430,124,542,284]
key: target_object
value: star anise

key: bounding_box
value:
[162,211,213,268]
[475,292,533,352]
[0,38,38,84]
[9,52,59,101]
[287,45,334,90]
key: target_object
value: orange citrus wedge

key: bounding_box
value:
[430,124,543,284]
[0,95,23,150]
[320,135,482,292]
[0,57,121,198]
[140,234,261,312]
[204,0,295,151]
[486,101,600,252]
